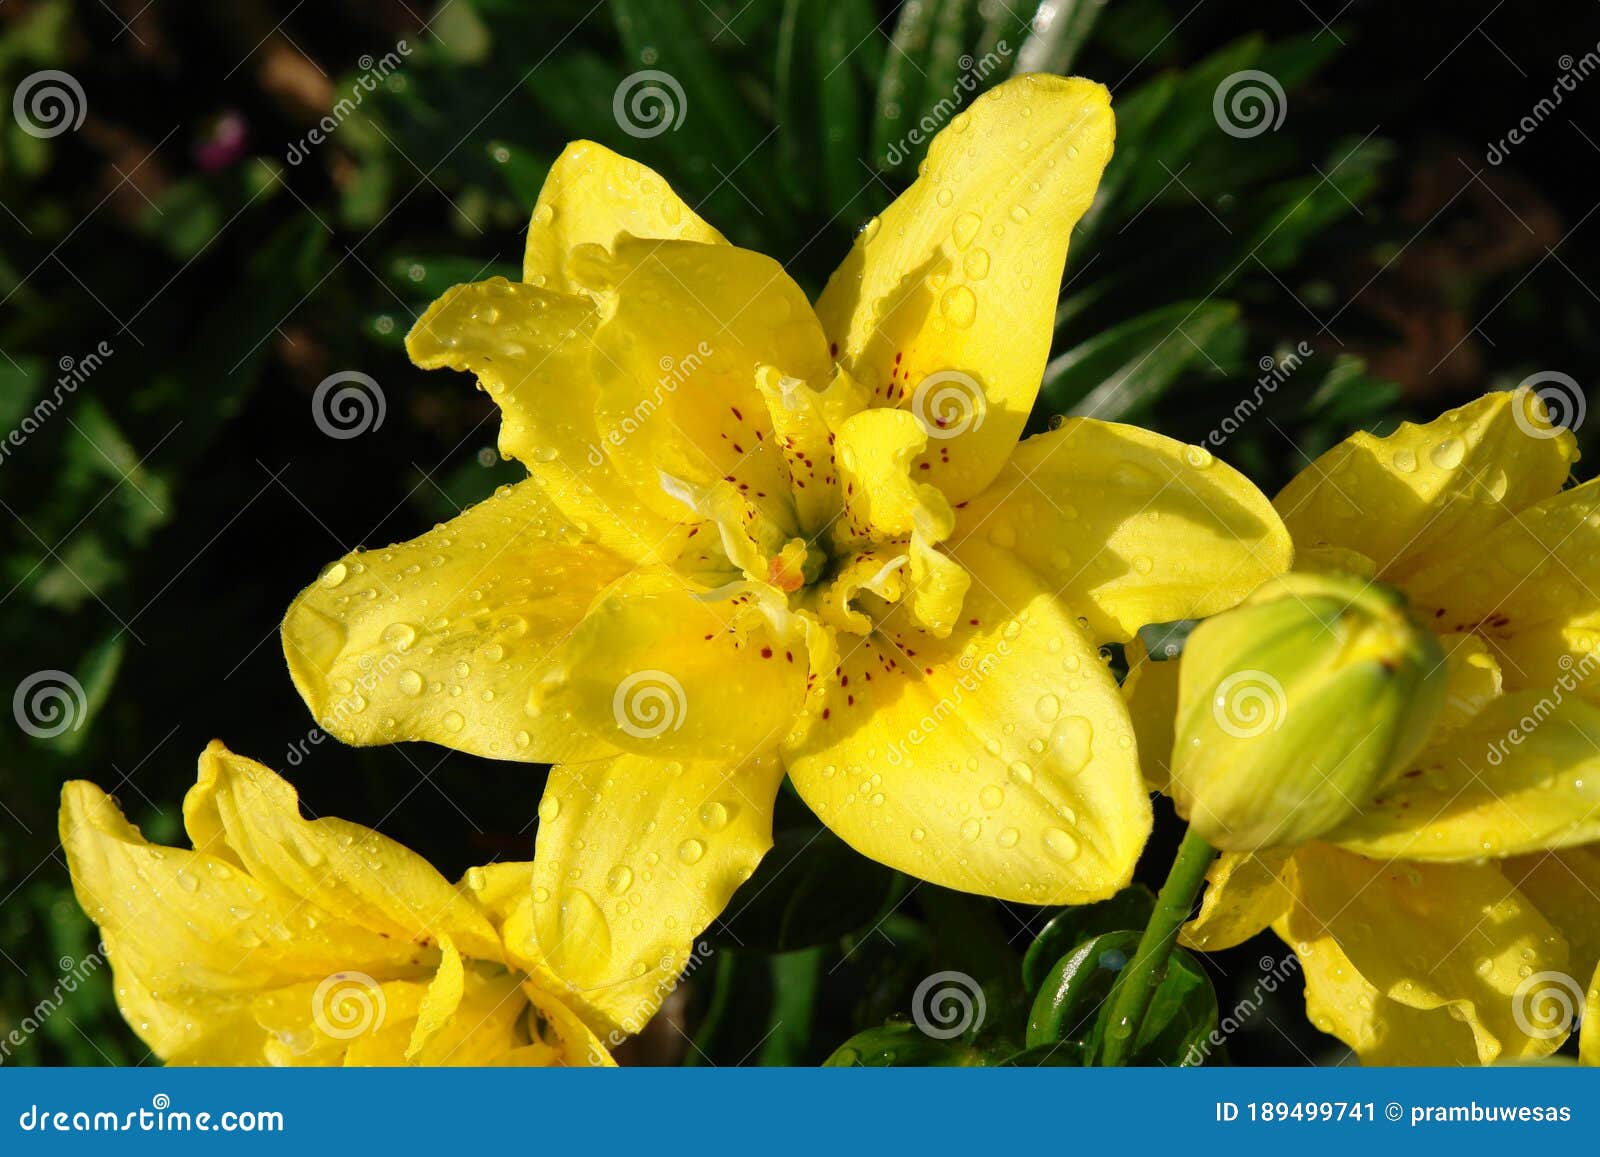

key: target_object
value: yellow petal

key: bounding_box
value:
[1180,850,1296,952]
[784,539,1151,905]
[1283,843,1569,1064]
[531,750,782,1035]
[187,743,503,959]
[833,408,955,543]
[1328,692,1600,861]
[522,140,725,291]
[815,74,1114,505]
[753,364,871,532]
[1284,918,1483,1065]
[406,934,465,1060]
[406,278,687,563]
[578,237,832,538]
[282,478,626,764]
[1504,846,1600,991]
[952,420,1292,641]
[1121,639,1179,793]
[1274,388,1577,582]
[538,573,809,760]
[1403,478,1600,693]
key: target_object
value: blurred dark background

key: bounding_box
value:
[2,0,1597,1065]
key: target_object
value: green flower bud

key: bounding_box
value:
[1170,572,1447,852]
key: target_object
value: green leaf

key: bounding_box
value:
[1021,884,1156,993]
[1024,930,1218,1065]
[997,1041,1093,1066]
[759,948,824,1065]
[871,0,938,173]
[824,1022,988,1067]
[485,140,550,204]
[386,254,518,299]
[1045,300,1241,421]
[1013,0,1102,75]
[710,826,903,952]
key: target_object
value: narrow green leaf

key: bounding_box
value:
[824,1022,988,1066]
[1045,300,1240,420]
[871,0,938,172]
[1014,0,1103,75]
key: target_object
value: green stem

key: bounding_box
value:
[1096,827,1217,1066]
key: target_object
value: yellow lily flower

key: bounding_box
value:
[282,74,1290,1029]
[61,741,613,1066]
[1127,387,1600,1064]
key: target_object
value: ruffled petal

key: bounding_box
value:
[1282,843,1570,1064]
[1284,919,1484,1065]
[1328,692,1600,861]
[952,420,1292,642]
[1180,850,1296,952]
[579,237,833,540]
[784,539,1150,904]
[522,140,725,291]
[1274,388,1577,583]
[407,279,688,563]
[282,478,626,764]
[815,74,1114,505]
[530,750,782,1035]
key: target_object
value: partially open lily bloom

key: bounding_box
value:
[283,74,1289,1014]
[61,742,613,1066]
[1127,388,1600,1064]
